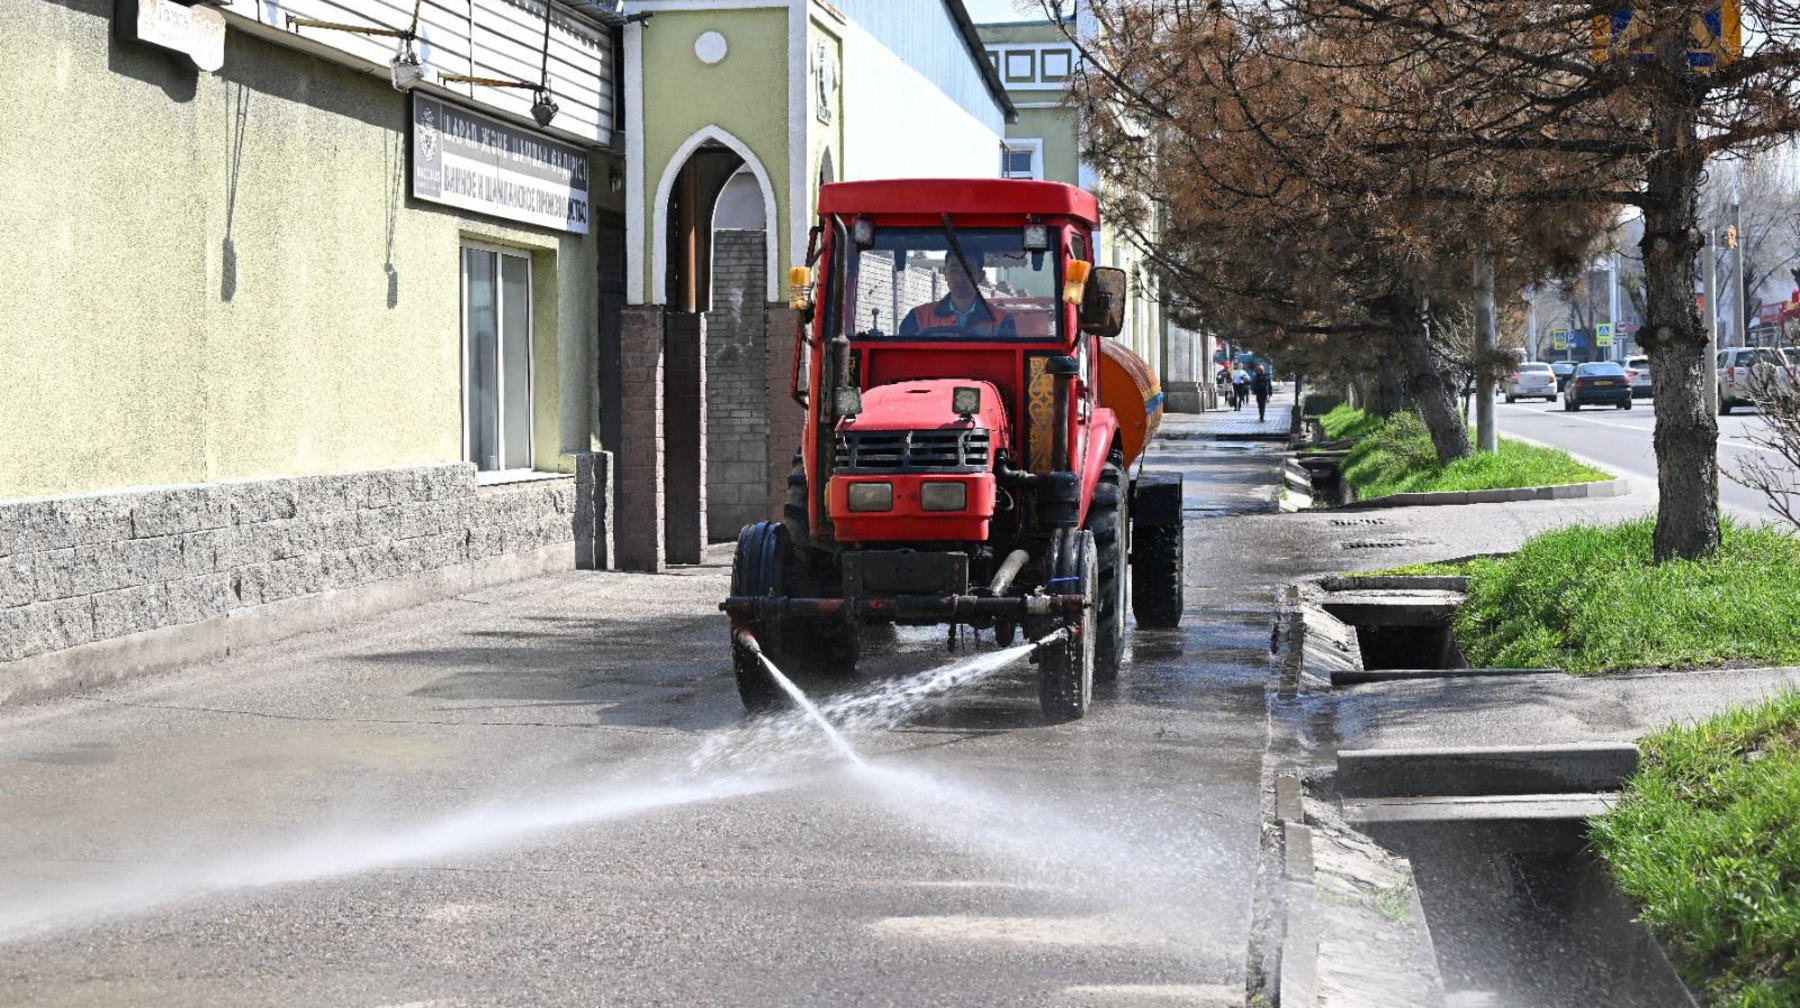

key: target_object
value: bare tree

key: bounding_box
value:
[1733,383,1800,527]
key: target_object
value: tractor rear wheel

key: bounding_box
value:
[1131,473,1185,630]
[1038,531,1096,723]
[1090,455,1127,682]
[731,521,791,712]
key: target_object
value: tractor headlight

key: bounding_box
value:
[951,386,982,417]
[847,482,893,512]
[920,482,967,512]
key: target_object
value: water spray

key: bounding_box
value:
[733,625,864,765]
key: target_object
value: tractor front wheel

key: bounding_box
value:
[1038,531,1096,723]
[1090,455,1127,682]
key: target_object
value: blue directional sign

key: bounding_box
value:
[1593,4,1742,71]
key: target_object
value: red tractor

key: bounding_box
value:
[721,180,1184,722]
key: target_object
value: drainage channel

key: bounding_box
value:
[1301,585,1697,1008]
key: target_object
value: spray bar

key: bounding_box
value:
[721,593,1079,622]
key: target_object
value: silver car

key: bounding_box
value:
[1505,361,1558,402]
[1624,355,1653,398]
[1717,347,1794,414]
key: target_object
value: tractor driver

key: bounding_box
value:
[898,255,1017,338]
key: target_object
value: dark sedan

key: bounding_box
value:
[1564,361,1634,411]
[1552,360,1576,391]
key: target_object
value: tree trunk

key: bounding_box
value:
[1358,337,1407,416]
[1395,298,1471,463]
[1640,94,1721,561]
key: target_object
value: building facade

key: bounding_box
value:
[1,0,628,698]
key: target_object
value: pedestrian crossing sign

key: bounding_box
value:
[1552,328,1569,351]
[1592,3,1742,72]
[1597,323,1614,348]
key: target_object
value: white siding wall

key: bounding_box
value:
[840,19,1004,182]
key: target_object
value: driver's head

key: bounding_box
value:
[944,258,982,304]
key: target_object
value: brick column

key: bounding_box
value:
[617,305,666,572]
[765,303,809,523]
[663,311,707,565]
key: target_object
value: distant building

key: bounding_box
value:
[977,12,1212,411]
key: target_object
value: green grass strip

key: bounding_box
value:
[1339,411,1611,500]
[1319,404,1386,441]
[1455,517,1800,674]
[1591,692,1800,1007]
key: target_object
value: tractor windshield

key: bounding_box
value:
[842,227,1061,341]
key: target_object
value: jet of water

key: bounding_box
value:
[756,653,864,766]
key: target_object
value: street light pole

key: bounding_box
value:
[1608,251,1621,361]
[1732,198,1745,347]
[1474,246,1497,453]
[1704,227,1720,416]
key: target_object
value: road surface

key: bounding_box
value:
[1494,395,1789,521]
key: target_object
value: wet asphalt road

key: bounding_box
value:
[1494,396,1784,521]
[0,433,1283,1008]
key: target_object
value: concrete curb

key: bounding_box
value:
[1319,575,1468,592]
[1337,743,1641,798]
[1332,666,1561,685]
[1336,477,1630,510]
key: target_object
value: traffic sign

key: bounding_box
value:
[1592,3,1742,71]
[1597,322,1614,348]
[1551,328,1569,351]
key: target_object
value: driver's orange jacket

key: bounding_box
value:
[898,295,1018,337]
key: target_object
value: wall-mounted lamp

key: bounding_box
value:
[609,167,625,193]
[531,88,560,127]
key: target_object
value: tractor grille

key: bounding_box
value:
[835,429,990,473]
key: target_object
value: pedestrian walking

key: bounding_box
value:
[1251,363,1274,422]
[1215,364,1230,410]
[1231,365,1249,410]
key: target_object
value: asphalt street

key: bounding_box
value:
[0,415,1291,1008]
[1494,395,1787,521]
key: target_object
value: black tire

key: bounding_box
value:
[1548,394,1558,403]
[1039,531,1096,723]
[1564,398,1576,412]
[1131,522,1184,629]
[1090,455,1127,682]
[731,521,790,712]
[1505,394,1516,404]
[1622,399,1634,410]
[1720,391,1734,415]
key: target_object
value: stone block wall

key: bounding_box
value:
[706,230,772,541]
[616,305,666,572]
[0,465,574,667]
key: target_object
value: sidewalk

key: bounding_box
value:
[1172,385,1296,440]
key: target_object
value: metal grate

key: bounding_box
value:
[1329,517,1391,526]
[835,429,991,473]
[1340,537,1437,550]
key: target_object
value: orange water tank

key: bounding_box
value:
[1099,339,1164,468]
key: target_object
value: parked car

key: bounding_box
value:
[1505,361,1558,402]
[1716,347,1794,414]
[1623,355,1654,398]
[1551,360,1576,391]
[1564,361,1634,411]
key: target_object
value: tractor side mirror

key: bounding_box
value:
[1079,266,1127,338]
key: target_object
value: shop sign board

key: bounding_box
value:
[115,0,226,72]
[411,94,590,234]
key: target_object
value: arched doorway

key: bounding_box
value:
[650,128,780,555]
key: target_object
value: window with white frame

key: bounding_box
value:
[461,244,534,474]
[1001,139,1043,180]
